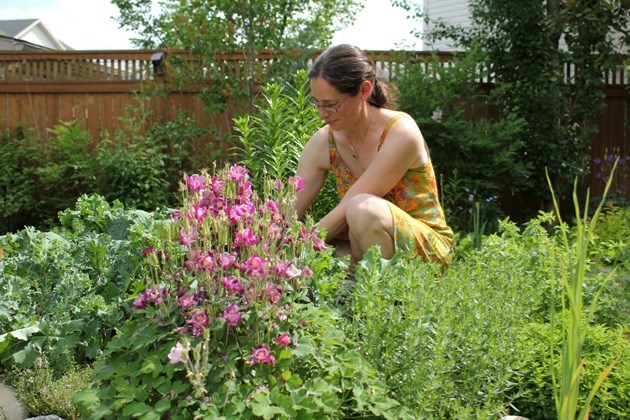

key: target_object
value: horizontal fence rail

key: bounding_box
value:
[1,50,627,86]
[0,49,627,201]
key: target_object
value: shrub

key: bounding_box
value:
[394,51,529,232]
[0,194,155,371]
[509,322,630,419]
[7,358,92,420]
[73,165,408,419]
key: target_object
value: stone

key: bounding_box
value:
[0,383,26,420]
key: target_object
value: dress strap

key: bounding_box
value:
[378,113,414,148]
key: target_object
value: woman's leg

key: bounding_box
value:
[345,194,395,262]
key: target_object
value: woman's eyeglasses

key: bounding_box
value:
[309,95,350,113]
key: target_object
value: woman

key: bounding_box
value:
[296,44,453,265]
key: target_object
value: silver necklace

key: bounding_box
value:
[348,140,359,158]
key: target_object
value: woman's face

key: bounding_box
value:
[309,76,358,130]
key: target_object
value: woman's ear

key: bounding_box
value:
[360,80,374,100]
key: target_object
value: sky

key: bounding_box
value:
[0,0,421,51]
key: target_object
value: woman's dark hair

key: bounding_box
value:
[308,44,397,109]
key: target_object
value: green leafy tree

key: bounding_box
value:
[396,0,629,214]
[112,0,363,112]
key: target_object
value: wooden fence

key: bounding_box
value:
[1,49,628,198]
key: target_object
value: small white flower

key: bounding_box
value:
[168,342,189,364]
[431,107,443,123]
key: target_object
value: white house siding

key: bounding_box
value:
[422,0,471,51]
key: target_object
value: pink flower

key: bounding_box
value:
[264,282,283,304]
[145,286,167,305]
[229,165,249,184]
[240,254,267,278]
[168,342,189,364]
[234,228,258,248]
[274,332,291,347]
[216,252,237,269]
[185,174,206,192]
[275,261,301,279]
[219,302,242,329]
[187,310,209,337]
[208,197,227,215]
[208,176,225,195]
[312,237,327,252]
[228,204,249,224]
[191,204,207,224]
[141,246,154,257]
[195,252,215,272]
[265,199,279,215]
[288,175,305,192]
[179,226,196,246]
[222,275,244,294]
[247,345,275,366]
[133,293,148,310]
[178,293,199,309]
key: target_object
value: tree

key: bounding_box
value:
[396,0,629,215]
[112,0,362,107]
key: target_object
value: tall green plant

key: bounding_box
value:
[232,70,338,220]
[546,160,621,420]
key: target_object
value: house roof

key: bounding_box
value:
[0,19,39,38]
[0,19,69,50]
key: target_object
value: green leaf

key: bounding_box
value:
[251,392,281,420]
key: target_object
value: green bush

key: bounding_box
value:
[395,51,529,233]
[510,322,630,419]
[7,359,92,420]
[0,127,49,233]
[0,194,154,371]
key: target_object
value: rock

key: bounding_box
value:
[26,417,64,420]
[0,383,26,420]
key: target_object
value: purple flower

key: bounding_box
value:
[247,345,275,366]
[219,302,242,329]
[229,165,249,184]
[208,176,225,195]
[222,275,244,294]
[178,293,199,309]
[607,153,615,162]
[141,246,155,257]
[145,286,167,305]
[191,204,208,224]
[264,282,283,304]
[275,261,301,279]
[133,293,148,310]
[187,310,209,336]
[240,254,267,278]
[228,204,249,224]
[593,157,602,165]
[312,237,327,252]
[186,174,206,192]
[195,252,215,272]
[216,252,237,269]
[179,226,196,246]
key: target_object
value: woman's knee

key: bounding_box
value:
[345,194,391,228]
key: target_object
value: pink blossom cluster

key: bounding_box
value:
[135,165,325,365]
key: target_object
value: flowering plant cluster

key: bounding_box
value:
[592,148,629,202]
[75,164,408,419]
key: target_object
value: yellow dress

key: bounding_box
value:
[328,113,454,265]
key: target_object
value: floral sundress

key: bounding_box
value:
[328,112,454,265]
